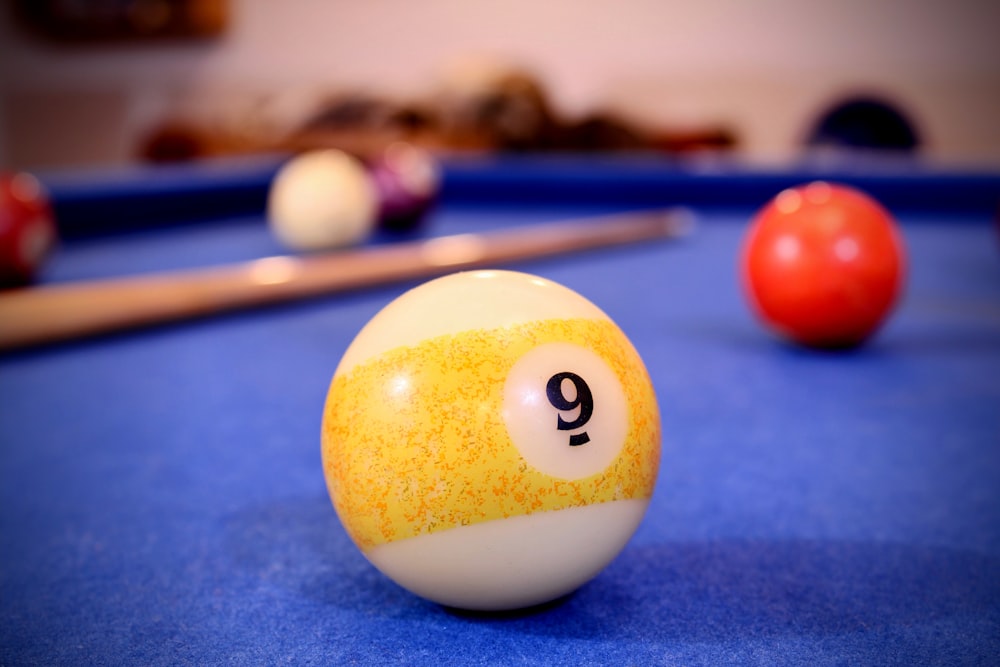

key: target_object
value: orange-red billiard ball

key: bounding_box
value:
[740,181,906,348]
[0,172,57,288]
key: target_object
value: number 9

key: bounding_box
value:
[546,372,594,446]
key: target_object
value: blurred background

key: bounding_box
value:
[0,0,998,170]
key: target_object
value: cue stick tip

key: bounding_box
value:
[659,207,698,238]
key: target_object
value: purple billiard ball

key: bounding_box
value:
[369,142,440,233]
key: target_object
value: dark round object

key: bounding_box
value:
[808,97,920,152]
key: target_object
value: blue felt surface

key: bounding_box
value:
[2,183,1000,665]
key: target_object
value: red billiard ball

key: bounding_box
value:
[740,181,906,348]
[0,172,57,288]
[368,142,440,233]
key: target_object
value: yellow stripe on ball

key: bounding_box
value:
[321,317,660,551]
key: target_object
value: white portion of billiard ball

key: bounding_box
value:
[367,498,648,611]
[336,270,610,374]
[503,342,628,480]
[267,149,377,251]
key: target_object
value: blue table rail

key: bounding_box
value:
[39,155,1000,238]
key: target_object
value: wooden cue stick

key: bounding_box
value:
[0,209,693,351]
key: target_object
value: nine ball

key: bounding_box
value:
[740,181,906,348]
[321,270,661,610]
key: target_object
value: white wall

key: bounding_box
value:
[1,0,998,168]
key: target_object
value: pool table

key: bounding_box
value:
[2,155,999,665]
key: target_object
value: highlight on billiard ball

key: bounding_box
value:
[740,181,906,348]
[0,171,58,289]
[321,270,661,610]
[267,149,378,251]
[368,141,440,233]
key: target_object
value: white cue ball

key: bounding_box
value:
[321,270,662,610]
[267,149,377,251]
